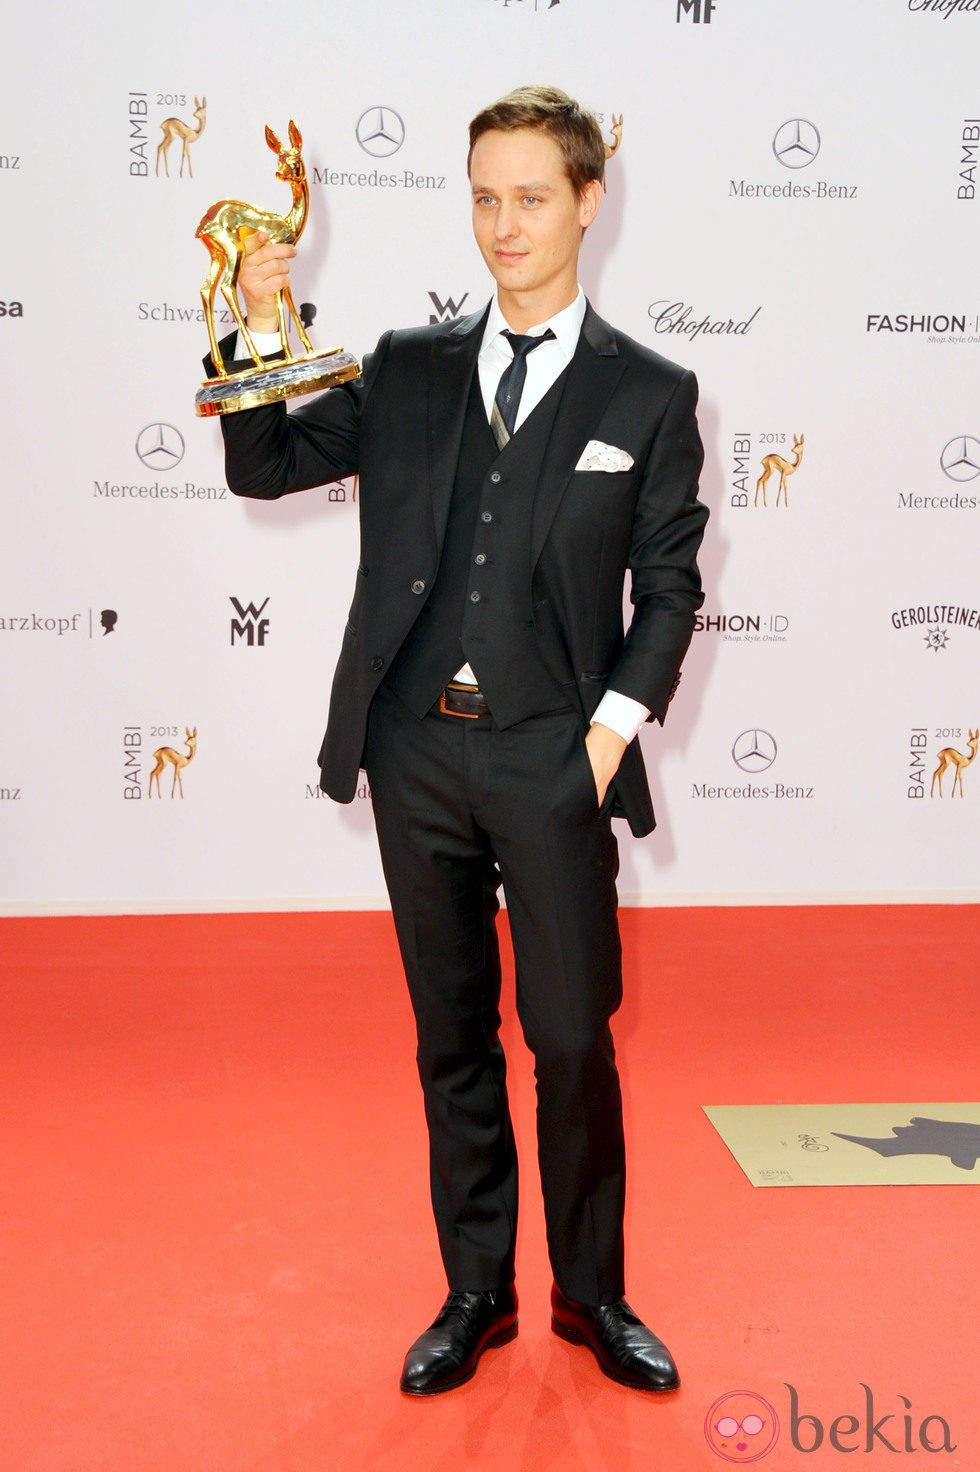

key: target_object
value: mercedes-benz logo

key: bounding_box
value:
[356,106,406,158]
[940,435,980,483]
[136,422,185,470]
[732,729,777,773]
[772,119,821,170]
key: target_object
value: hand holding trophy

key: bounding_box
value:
[194,120,359,416]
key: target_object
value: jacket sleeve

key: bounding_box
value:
[207,330,393,500]
[606,367,708,723]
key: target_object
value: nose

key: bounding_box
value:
[494,203,519,241]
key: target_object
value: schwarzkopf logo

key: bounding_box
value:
[428,291,470,324]
[356,107,405,157]
[772,119,820,169]
[940,435,980,481]
[136,422,185,470]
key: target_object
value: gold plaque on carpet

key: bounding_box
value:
[703,1103,980,1187]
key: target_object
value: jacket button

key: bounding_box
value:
[490,471,502,484]
[371,655,385,671]
[469,591,481,603]
[481,511,493,523]
[474,553,486,566]
[411,579,426,595]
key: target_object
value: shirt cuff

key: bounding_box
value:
[590,690,651,744]
[233,328,283,361]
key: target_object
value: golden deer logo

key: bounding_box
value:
[931,728,978,798]
[756,433,804,507]
[602,115,623,191]
[196,120,315,376]
[155,96,207,178]
[148,727,197,798]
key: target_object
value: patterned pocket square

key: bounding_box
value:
[575,440,635,473]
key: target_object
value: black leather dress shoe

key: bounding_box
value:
[400,1285,518,1395]
[550,1283,680,1391]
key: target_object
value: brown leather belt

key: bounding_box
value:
[438,682,491,719]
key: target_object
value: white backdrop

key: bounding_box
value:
[2,0,978,913]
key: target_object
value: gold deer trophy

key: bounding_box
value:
[194,120,359,417]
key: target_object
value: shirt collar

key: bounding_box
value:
[479,286,586,362]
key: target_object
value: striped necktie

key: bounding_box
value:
[490,329,556,450]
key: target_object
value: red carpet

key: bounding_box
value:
[1,907,977,1470]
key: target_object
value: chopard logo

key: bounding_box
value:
[647,300,760,341]
[908,0,980,15]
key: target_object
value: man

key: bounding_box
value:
[214,86,707,1395]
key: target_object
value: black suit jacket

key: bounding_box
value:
[218,301,707,836]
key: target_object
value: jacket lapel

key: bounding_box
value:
[529,303,625,567]
[426,305,488,546]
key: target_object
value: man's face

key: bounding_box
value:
[469,127,600,318]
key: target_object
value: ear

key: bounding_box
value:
[579,177,603,230]
[288,119,303,151]
[265,124,282,154]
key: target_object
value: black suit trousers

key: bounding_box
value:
[364,684,627,1307]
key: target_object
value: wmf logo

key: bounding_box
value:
[730,433,806,510]
[677,0,717,21]
[428,291,470,324]
[704,1384,956,1460]
[230,597,270,646]
[356,107,405,158]
[127,92,207,179]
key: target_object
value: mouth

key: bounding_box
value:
[493,249,527,265]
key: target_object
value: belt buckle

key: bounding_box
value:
[440,682,482,719]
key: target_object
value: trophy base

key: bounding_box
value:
[195,349,361,417]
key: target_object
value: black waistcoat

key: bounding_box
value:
[384,364,572,726]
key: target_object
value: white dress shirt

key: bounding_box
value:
[237,292,651,743]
